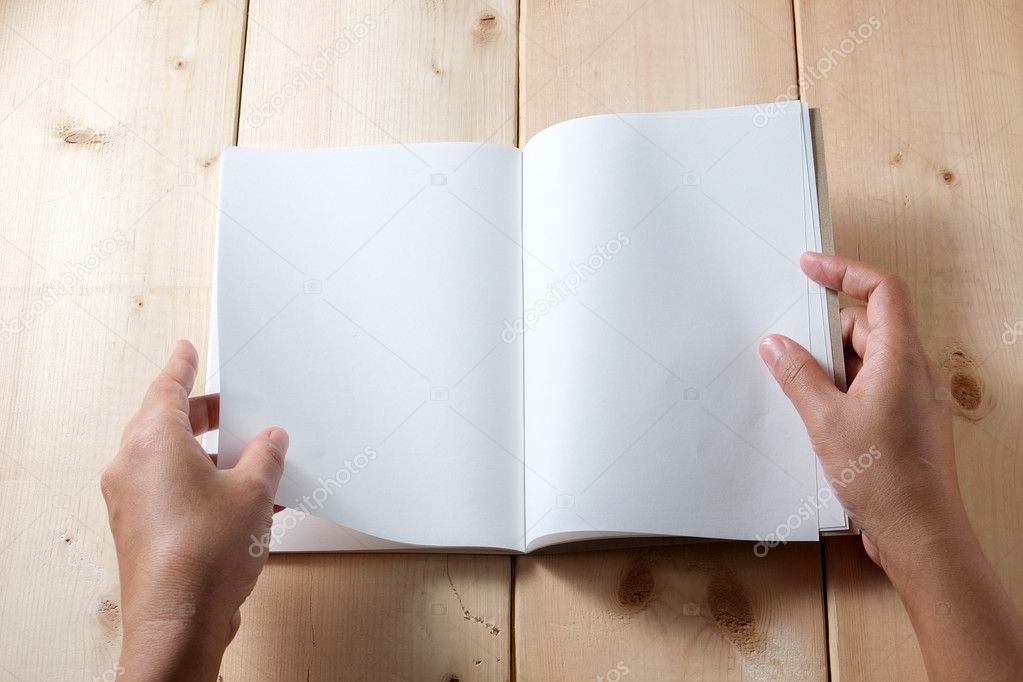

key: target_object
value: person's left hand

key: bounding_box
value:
[101,340,288,680]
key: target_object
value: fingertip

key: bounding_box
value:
[799,251,825,274]
[144,339,200,408]
[759,335,787,367]
[235,428,290,488]
[187,393,220,435]
[758,335,838,426]
[266,427,289,455]
[166,340,199,378]
[172,338,197,360]
[800,250,823,262]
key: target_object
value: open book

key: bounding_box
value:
[206,101,848,553]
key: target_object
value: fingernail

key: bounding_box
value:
[759,336,785,367]
[267,428,289,452]
[799,251,822,270]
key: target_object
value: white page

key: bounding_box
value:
[214,143,526,551]
[521,103,833,550]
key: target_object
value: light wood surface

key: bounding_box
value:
[796,1,1023,679]
[516,543,827,680]
[0,1,246,678]
[0,0,517,680]
[1,0,1020,679]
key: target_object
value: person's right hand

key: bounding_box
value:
[758,252,965,573]
[760,252,1023,682]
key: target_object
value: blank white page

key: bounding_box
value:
[215,144,525,551]
[521,103,832,550]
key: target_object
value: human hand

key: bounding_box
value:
[760,252,1023,681]
[101,340,288,681]
[758,252,964,574]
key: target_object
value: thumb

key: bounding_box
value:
[759,335,840,430]
[235,428,290,496]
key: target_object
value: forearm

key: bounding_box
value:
[883,525,1023,681]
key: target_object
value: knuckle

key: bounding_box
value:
[253,438,286,473]
[265,441,286,470]
[880,273,912,303]
[118,414,143,447]
[121,413,177,452]
[780,354,812,391]
[99,465,120,501]
[99,470,112,499]
[884,337,929,372]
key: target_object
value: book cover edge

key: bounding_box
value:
[811,108,858,537]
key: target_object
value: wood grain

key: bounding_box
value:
[514,1,828,679]
[517,544,826,680]
[0,0,246,678]
[518,0,805,143]
[4,0,1017,678]
[221,1,518,680]
[795,0,1023,678]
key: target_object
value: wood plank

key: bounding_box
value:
[795,0,1023,678]
[517,544,827,680]
[514,1,828,679]
[0,1,247,679]
[221,1,518,680]
[519,0,805,141]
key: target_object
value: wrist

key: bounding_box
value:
[119,613,231,681]
[871,509,981,591]
[873,516,1023,680]
[116,570,236,682]
[858,477,973,581]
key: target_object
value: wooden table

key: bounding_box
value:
[2,1,1020,679]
